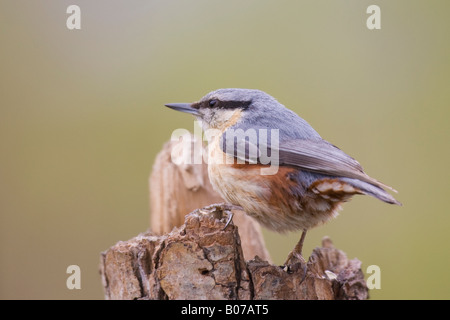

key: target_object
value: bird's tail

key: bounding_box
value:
[341,177,402,206]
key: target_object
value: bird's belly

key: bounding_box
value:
[208,162,341,232]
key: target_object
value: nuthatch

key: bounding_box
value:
[165,88,400,262]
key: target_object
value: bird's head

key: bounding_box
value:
[165,88,279,132]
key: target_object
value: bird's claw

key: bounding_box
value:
[222,210,234,230]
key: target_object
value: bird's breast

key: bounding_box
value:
[206,139,346,232]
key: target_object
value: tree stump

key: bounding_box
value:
[100,204,368,300]
[99,135,369,300]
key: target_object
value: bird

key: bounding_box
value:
[165,88,401,264]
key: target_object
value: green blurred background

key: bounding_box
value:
[1,0,449,299]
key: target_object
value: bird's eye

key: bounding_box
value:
[208,99,218,107]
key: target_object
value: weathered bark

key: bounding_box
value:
[100,204,368,300]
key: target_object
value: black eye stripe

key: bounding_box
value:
[206,100,251,110]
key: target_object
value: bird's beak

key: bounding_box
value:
[164,103,200,116]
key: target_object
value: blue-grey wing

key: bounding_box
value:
[220,124,400,205]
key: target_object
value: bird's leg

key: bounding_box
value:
[293,229,307,257]
[283,229,308,271]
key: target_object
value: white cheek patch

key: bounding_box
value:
[202,109,242,132]
[219,109,241,124]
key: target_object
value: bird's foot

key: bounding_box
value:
[282,229,308,282]
[282,251,308,282]
[283,250,304,266]
[199,203,242,230]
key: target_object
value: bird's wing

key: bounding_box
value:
[277,139,396,192]
[220,128,396,192]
